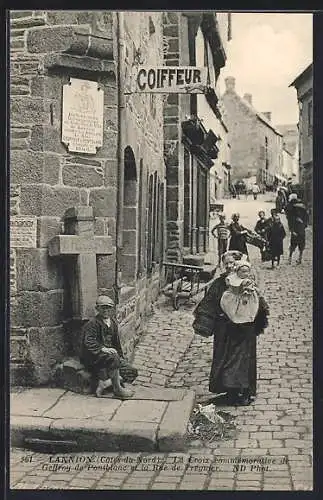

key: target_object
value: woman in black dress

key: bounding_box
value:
[267,212,286,268]
[193,251,269,406]
[228,213,248,257]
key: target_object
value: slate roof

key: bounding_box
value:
[223,90,283,137]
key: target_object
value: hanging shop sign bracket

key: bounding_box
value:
[124,66,209,94]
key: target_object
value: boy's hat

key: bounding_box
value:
[96,295,115,307]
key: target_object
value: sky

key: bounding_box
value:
[218,13,313,126]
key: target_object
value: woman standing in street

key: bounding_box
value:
[267,212,286,268]
[228,213,249,257]
[193,251,269,406]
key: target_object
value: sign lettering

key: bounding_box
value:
[130,66,208,94]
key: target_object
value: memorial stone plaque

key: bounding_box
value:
[62,78,104,154]
[11,216,37,248]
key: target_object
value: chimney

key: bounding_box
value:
[225,76,235,92]
[263,112,272,121]
[244,93,252,105]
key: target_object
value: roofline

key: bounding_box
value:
[283,147,293,157]
[289,63,313,88]
[256,113,283,136]
[222,91,283,136]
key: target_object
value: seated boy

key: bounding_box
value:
[80,295,138,399]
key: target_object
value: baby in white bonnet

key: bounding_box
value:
[220,260,260,324]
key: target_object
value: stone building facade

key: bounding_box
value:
[290,63,313,220]
[282,147,295,180]
[221,77,283,189]
[194,22,231,204]
[164,13,229,262]
[9,10,229,385]
[9,10,166,385]
[278,124,300,183]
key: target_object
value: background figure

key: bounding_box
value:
[211,213,230,268]
[252,183,260,200]
[288,198,309,265]
[254,210,269,239]
[254,210,270,260]
[275,187,287,213]
[267,212,286,268]
[230,183,237,199]
[285,193,298,232]
[228,213,249,257]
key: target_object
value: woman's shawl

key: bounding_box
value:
[194,272,269,336]
[194,274,228,321]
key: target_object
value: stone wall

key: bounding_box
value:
[10,11,167,380]
[162,13,191,262]
[115,12,166,358]
[10,10,118,384]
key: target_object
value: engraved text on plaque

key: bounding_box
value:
[62,78,104,154]
[11,217,37,248]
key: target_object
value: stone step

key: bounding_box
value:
[10,387,196,452]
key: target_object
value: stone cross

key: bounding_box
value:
[48,206,113,320]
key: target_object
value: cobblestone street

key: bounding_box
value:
[10,197,313,491]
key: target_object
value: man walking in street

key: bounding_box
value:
[252,183,260,200]
[288,198,309,265]
[285,193,298,231]
[80,295,138,399]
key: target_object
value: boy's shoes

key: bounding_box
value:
[114,387,135,400]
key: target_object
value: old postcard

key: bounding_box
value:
[9,10,313,491]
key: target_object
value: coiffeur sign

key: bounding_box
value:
[131,66,208,94]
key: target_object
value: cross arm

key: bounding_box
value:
[48,235,113,257]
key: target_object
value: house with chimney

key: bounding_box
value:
[221,76,284,189]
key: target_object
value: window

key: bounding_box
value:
[122,146,137,284]
[147,174,154,274]
[308,100,313,136]
[137,159,144,277]
[196,164,208,253]
[146,171,160,275]
[183,148,191,247]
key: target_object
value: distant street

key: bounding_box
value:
[10,194,312,491]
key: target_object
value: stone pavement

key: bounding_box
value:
[10,196,313,490]
[11,385,195,452]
